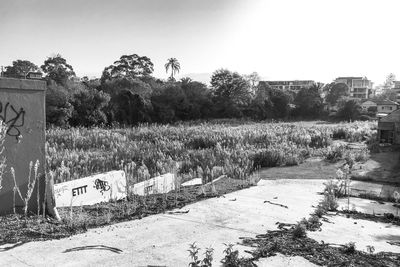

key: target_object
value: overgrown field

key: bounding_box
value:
[46,121,376,185]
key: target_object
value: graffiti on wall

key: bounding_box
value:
[93,179,111,195]
[0,102,25,139]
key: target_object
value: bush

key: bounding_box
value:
[358,115,372,121]
[332,128,346,139]
[252,150,282,168]
[325,145,345,162]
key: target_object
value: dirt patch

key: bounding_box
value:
[240,228,400,267]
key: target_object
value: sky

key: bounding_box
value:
[0,0,399,85]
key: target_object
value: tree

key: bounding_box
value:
[100,77,153,124]
[41,54,75,86]
[325,83,349,106]
[210,69,252,105]
[210,69,252,118]
[337,99,361,122]
[244,72,261,94]
[270,88,292,119]
[45,82,74,126]
[70,87,110,127]
[180,77,192,85]
[293,85,324,118]
[250,82,273,119]
[383,73,396,90]
[372,89,398,102]
[151,84,193,122]
[165,58,180,81]
[101,54,154,83]
[181,80,213,119]
[3,60,40,78]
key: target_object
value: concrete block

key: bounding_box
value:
[182,178,202,187]
[54,170,127,207]
[131,173,175,196]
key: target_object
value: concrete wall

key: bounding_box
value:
[0,78,46,215]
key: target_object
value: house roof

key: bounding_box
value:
[335,77,364,80]
[361,100,376,104]
[373,99,399,106]
[380,109,400,122]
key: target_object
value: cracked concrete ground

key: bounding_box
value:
[1,179,324,267]
[2,179,400,266]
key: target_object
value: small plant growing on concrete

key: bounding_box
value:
[188,242,214,267]
[366,245,375,254]
[321,192,339,212]
[292,223,307,238]
[343,242,356,254]
[314,205,326,218]
[221,243,240,266]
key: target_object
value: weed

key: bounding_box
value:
[188,242,201,267]
[314,205,326,218]
[366,245,375,254]
[343,242,356,254]
[188,242,214,267]
[292,223,307,238]
[320,193,339,211]
[10,160,41,216]
[0,122,7,192]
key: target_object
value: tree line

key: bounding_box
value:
[1,53,378,127]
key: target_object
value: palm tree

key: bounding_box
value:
[165,58,180,81]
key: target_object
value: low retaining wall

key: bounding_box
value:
[54,170,127,207]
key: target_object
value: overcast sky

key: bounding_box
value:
[0,0,399,85]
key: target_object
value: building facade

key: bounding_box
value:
[375,99,399,114]
[378,109,400,144]
[334,77,373,100]
[264,80,317,91]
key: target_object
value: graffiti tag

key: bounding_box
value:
[93,179,111,195]
[0,102,25,139]
[72,185,88,196]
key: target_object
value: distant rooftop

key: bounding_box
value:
[373,99,399,105]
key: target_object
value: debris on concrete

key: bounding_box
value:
[264,200,288,209]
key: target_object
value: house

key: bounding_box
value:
[374,99,399,114]
[334,76,373,100]
[361,100,377,111]
[263,80,320,91]
[377,109,400,144]
[26,71,43,80]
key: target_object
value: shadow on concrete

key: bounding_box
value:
[0,241,26,252]
[374,234,400,243]
[63,245,123,254]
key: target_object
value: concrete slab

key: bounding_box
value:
[338,197,400,215]
[0,179,325,267]
[255,253,318,267]
[310,196,400,254]
[308,214,400,253]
